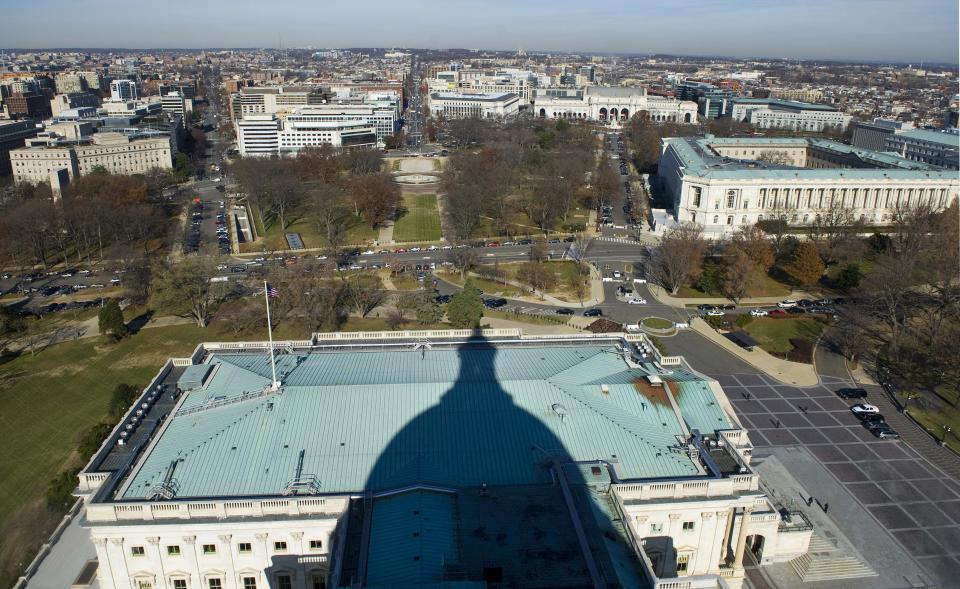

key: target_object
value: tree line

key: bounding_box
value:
[228,146,399,251]
[440,117,597,240]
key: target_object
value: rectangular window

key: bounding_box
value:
[173,580,188,589]
[202,544,217,555]
[682,521,695,532]
[274,541,288,552]
[138,581,153,589]
[238,542,252,554]
[208,580,222,589]
[309,540,323,551]
[726,192,736,208]
[167,545,181,556]
[648,522,663,534]
[277,576,293,589]
[131,546,146,557]
[677,553,690,573]
[243,577,257,589]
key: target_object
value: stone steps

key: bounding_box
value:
[789,533,877,582]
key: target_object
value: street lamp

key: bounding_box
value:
[941,424,952,446]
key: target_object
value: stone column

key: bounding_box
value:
[255,533,270,588]
[147,537,167,589]
[110,538,132,589]
[218,535,236,589]
[733,507,753,570]
[707,510,729,573]
[696,512,713,574]
[183,536,199,589]
[93,538,116,589]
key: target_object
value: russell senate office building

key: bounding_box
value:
[658,134,959,237]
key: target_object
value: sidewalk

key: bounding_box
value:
[647,283,815,308]
[690,317,818,386]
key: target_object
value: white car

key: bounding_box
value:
[706,309,725,317]
[850,404,880,415]
[750,309,769,317]
[627,297,647,305]
[361,250,375,255]
[777,300,798,308]
[612,270,622,279]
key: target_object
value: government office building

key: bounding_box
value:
[235,111,378,157]
[77,330,815,589]
[427,91,520,119]
[658,135,959,237]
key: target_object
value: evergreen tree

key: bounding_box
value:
[98,300,127,340]
[447,281,484,329]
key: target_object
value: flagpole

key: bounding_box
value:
[264,280,279,390]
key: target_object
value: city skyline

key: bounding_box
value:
[1,0,958,64]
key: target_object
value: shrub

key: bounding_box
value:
[46,468,80,510]
[78,422,114,461]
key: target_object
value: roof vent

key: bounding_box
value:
[551,403,569,422]
[600,384,610,395]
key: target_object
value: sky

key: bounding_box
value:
[1,0,958,64]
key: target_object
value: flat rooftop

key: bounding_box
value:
[114,339,736,501]
[664,135,956,180]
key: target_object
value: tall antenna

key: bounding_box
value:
[264,280,280,390]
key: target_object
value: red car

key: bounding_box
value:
[768,309,787,316]
[487,241,500,247]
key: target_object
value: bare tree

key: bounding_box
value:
[646,223,706,295]
[150,256,227,327]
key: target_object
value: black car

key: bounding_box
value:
[860,413,886,425]
[797,299,816,308]
[787,307,807,314]
[697,304,716,311]
[556,308,575,315]
[836,387,868,399]
[583,308,603,317]
[483,297,508,309]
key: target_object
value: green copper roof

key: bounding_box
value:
[119,344,712,500]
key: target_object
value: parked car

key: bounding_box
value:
[836,387,868,399]
[749,309,769,317]
[583,308,603,317]
[777,299,798,308]
[850,403,880,415]
[556,308,575,315]
[705,309,724,317]
[870,424,900,439]
[628,297,648,305]
[860,413,886,425]
[768,309,787,316]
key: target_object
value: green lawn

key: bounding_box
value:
[437,272,523,298]
[677,273,792,299]
[743,317,825,355]
[393,194,442,242]
[906,404,960,453]
[642,317,674,329]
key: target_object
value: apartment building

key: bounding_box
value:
[10,132,173,184]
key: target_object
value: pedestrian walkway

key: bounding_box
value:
[377,220,394,245]
[646,283,817,308]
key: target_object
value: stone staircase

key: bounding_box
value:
[789,532,877,582]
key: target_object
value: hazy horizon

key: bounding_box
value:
[1,0,958,65]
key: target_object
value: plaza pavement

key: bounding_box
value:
[664,331,960,589]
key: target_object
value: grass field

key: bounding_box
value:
[743,317,825,355]
[393,194,442,242]
[906,404,960,453]
[437,272,523,298]
[677,273,793,299]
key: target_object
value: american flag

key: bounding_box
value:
[266,283,279,298]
